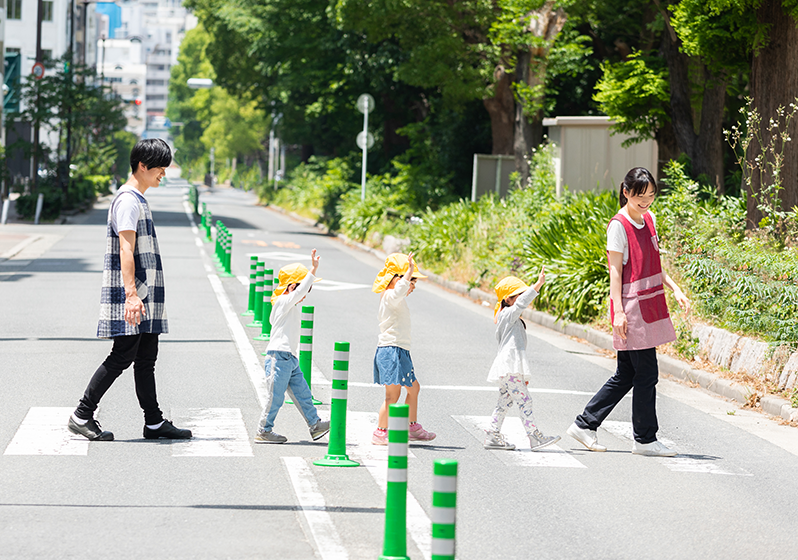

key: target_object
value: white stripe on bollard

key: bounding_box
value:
[388,416,407,432]
[387,468,408,483]
[333,351,349,362]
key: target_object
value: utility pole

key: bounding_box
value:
[64,0,76,204]
[31,0,44,194]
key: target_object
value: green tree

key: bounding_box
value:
[335,0,568,182]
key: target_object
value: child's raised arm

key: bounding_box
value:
[403,252,416,283]
[532,265,545,292]
[310,249,320,276]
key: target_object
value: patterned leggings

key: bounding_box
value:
[489,375,537,437]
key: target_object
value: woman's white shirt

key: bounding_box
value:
[486,287,539,383]
[606,208,657,265]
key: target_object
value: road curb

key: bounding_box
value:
[265,202,796,422]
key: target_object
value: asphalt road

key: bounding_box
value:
[1,181,797,560]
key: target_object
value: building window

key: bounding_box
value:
[146,79,165,86]
[42,50,53,61]
[43,1,53,21]
[7,0,22,20]
[108,77,123,83]
[148,95,166,101]
[7,47,22,54]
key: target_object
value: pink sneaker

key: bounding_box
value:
[409,423,436,442]
[372,428,388,445]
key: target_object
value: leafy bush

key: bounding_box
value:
[521,189,617,323]
[263,157,356,229]
[657,160,798,343]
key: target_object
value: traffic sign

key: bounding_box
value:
[356,131,374,150]
[357,93,375,114]
[31,62,45,80]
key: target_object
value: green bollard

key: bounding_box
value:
[379,403,410,559]
[314,342,359,468]
[247,262,264,328]
[220,231,234,277]
[286,305,318,403]
[431,460,458,560]
[301,306,321,404]
[242,255,258,316]
[200,202,206,229]
[214,222,224,266]
[255,268,273,342]
[204,211,212,242]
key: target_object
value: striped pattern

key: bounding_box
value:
[431,460,458,560]
[97,189,167,338]
[244,255,258,315]
[382,403,410,558]
[313,341,359,467]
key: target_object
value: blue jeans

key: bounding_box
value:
[258,351,320,432]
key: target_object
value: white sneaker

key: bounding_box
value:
[566,423,607,452]
[483,431,516,450]
[529,429,561,451]
[632,440,677,457]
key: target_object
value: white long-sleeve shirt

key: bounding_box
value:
[486,286,539,383]
[266,273,315,356]
[377,278,412,350]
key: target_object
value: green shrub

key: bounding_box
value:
[15,190,62,221]
[521,189,617,323]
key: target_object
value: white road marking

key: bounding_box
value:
[4,408,90,456]
[314,379,601,397]
[246,251,310,261]
[601,420,752,476]
[282,457,350,560]
[207,274,268,409]
[171,408,253,457]
[453,415,586,469]
[347,411,431,560]
[236,276,369,292]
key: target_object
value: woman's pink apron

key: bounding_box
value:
[608,213,676,351]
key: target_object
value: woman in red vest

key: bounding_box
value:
[567,167,690,456]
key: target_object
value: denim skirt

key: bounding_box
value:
[373,346,417,387]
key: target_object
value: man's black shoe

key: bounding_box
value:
[68,417,114,441]
[143,419,192,440]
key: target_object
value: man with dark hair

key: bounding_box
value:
[68,138,192,441]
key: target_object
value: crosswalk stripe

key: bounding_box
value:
[453,415,586,469]
[4,408,89,456]
[282,457,350,560]
[170,408,253,457]
[600,421,752,476]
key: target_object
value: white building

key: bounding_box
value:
[4,0,71,101]
[115,0,196,129]
[98,37,146,135]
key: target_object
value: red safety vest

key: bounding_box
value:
[608,212,676,351]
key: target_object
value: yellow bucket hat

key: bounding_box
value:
[372,253,428,293]
[271,263,322,304]
[493,276,529,317]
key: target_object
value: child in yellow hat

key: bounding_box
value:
[254,249,330,444]
[371,252,436,445]
[485,266,560,451]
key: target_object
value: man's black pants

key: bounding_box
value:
[75,333,164,426]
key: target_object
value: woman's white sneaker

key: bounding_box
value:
[632,440,677,457]
[566,423,607,452]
